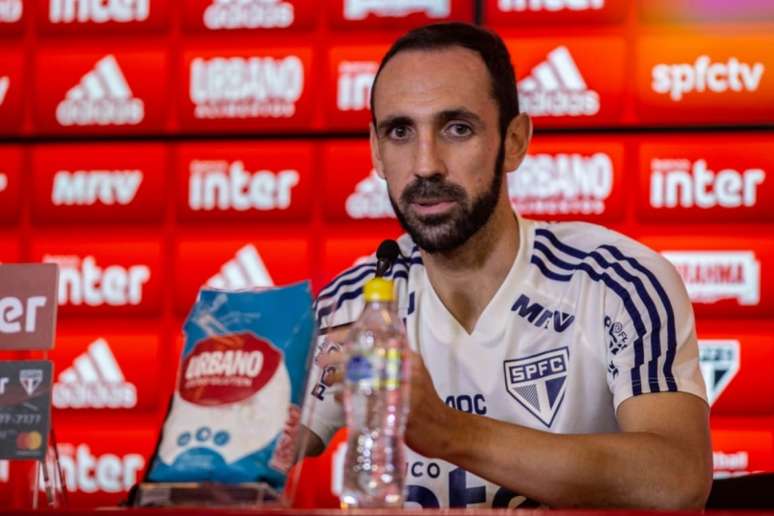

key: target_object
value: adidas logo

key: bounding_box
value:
[207,244,274,290]
[518,46,600,117]
[56,55,144,127]
[53,338,137,409]
[345,169,395,219]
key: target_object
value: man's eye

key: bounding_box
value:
[388,126,410,139]
[447,123,472,137]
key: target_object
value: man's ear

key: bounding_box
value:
[502,113,532,173]
[370,123,385,179]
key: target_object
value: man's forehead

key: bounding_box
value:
[373,46,496,121]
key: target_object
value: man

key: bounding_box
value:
[303,22,712,509]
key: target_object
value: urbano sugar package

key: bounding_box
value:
[147,282,314,488]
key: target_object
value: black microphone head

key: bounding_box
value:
[375,239,401,277]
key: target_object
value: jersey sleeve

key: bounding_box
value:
[602,243,707,410]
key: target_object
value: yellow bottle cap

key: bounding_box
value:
[363,277,394,302]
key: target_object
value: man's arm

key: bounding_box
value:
[407,352,713,509]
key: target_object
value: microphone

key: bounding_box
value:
[375,239,401,277]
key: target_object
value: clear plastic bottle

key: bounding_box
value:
[340,277,410,509]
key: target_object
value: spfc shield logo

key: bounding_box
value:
[698,340,740,406]
[504,347,569,428]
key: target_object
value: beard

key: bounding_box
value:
[388,142,505,254]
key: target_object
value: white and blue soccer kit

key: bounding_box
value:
[307,215,707,509]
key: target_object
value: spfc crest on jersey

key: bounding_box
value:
[503,347,569,428]
[698,340,740,406]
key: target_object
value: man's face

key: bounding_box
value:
[370,47,506,253]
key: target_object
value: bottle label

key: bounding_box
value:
[346,354,374,382]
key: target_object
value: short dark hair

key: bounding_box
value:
[369,22,520,137]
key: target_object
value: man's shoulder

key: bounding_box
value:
[314,234,419,328]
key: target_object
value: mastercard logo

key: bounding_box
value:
[17,431,43,451]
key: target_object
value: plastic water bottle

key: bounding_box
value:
[340,277,410,508]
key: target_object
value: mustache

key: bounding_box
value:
[400,176,467,204]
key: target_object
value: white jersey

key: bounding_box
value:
[306,215,707,509]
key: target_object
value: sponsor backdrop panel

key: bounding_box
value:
[636,35,774,126]
[711,428,774,478]
[33,50,169,135]
[179,47,315,133]
[31,142,167,223]
[640,0,774,24]
[637,135,774,223]
[35,0,172,35]
[51,329,162,413]
[328,0,474,29]
[0,47,24,134]
[484,0,629,26]
[173,236,312,314]
[697,332,774,416]
[642,236,774,319]
[505,37,627,128]
[29,237,164,316]
[325,44,389,130]
[52,427,157,507]
[0,233,20,262]
[0,145,22,222]
[176,140,314,222]
[509,135,626,222]
[182,0,320,32]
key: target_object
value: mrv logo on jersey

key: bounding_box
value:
[188,160,299,211]
[344,0,449,20]
[498,0,604,11]
[190,55,304,119]
[56,55,144,126]
[337,61,377,111]
[504,347,569,428]
[52,170,143,206]
[518,46,599,117]
[511,294,575,333]
[698,339,740,407]
[509,152,613,215]
[49,0,149,24]
[203,0,294,30]
[54,338,137,409]
[662,251,760,306]
[651,55,764,102]
[650,158,765,209]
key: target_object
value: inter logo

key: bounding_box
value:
[503,347,569,428]
[698,339,740,406]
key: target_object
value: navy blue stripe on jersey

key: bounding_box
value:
[317,262,377,300]
[317,265,377,303]
[532,238,649,394]
[599,244,678,392]
[534,229,674,395]
[535,230,668,394]
[530,255,573,282]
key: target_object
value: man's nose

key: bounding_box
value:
[412,131,446,178]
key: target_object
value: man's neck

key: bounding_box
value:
[419,202,520,334]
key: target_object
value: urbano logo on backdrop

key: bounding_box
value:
[177,142,312,221]
[34,51,168,134]
[181,48,313,131]
[508,138,624,221]
[32,143,166,223]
